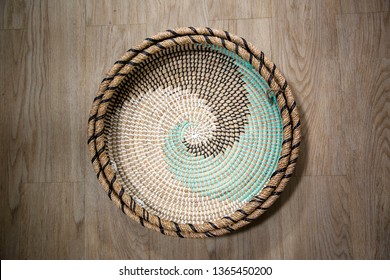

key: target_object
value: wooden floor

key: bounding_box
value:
[1,0,389,260]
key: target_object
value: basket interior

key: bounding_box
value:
[105,43,283,224]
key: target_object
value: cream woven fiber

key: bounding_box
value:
[88,27,301,238]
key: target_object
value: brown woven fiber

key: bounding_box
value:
[87,27,301,238]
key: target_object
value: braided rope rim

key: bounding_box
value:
[87,27,301,238]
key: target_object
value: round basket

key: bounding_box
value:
[87,27,301,238]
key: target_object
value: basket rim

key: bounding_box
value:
[87,27,301,238]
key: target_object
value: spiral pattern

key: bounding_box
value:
[106,44,283,224]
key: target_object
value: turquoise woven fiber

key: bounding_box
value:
[162,44,283,203]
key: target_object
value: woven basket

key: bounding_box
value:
[88,27,301,238]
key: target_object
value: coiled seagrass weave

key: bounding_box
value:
[88,27,301,238]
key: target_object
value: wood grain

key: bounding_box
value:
[298,176,353,259]
[85,172,150,259]
[21,0,50,183]
[206,0,272,20]
[271,0,345,177]
[337,12,390,259]
[46,0,86,182]
[144,0,209,36]
[0,0,389,260]
[0,0,28,29]
[340,0,390,14]
[0,29,21,258]
[0,29,27,209]
[85,0,146,26]
[3,0,87,183]
[0,182,84,259]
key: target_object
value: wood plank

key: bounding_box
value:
[271,0,345,177]
[85,0,146,26]
[337,12,389,177]
[42,182,85,259]
[0,29,27,210]
[0,182,85,259]
[145,0,208,36]
[20,0,51,182]
[85,172,150,259]
[1,1,50,184]
[279,176,352,259]
[84,24,150,259]
[45,0,86,182]
[0,0,28,29]
[296,176,353,259]
[271,0,341,63]
[206,0,272,20]
[275,177,307,259]
[340,0,390,13]
[337,12,389,62]
[337,12,390,259]
[348,173,390,259]
[3,0,87,183]
[0,28,30,260]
